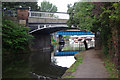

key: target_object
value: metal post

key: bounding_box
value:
[79,41,80,51]
[44,25,46,28]
[3,8,6,16]
[38,25,40,29]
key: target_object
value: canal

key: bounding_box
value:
[3,41,88,79]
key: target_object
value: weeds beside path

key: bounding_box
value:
[62,51,85,78]
[62,49,112,78]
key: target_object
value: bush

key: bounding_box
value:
[103,46,109,55]
[2,20,33,53]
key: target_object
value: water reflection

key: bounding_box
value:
[52,56,75,68]
[30,43,81,78]
[3,42,81,79]
[51,43,81,68]
[30,50,67,78]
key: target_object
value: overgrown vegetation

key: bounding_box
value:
[2,19,34,78]
[63,35,70,39]
[3,1,57,12]
[62,51,84,78]
[51,36,58,45]
[104,56,119,78]
[2,2,39,10]
[2,20,33,53]
[3,54,30,78]
[67,2,120,72]
[67,2,94,31]
[39,1,57,12]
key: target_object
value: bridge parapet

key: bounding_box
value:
[28,17,68,23]
[29,11,69,19]
[28,11,68,23]
[29,11,55,19]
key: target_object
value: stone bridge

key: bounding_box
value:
[20,10,69,51]
[28,11,68,31]
[4,8,96,52]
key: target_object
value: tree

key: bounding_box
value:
[2,20,33,53]
[39,1,57,12]
[67,1,120,73]
[67,2,94,31]
[2,2,39,10]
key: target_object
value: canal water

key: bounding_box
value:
[3,42,85,79]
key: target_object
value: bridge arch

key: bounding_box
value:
[29,25,95,52]
[29,25,70,51]
[29,25,69,34]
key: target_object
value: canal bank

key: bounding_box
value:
[62,50,85,78]
[62,49,118,78]
[3,42,81,79]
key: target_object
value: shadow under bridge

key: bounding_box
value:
[29,24,69,51]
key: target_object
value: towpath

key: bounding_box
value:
[72,49,109,78]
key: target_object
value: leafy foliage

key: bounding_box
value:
[98,2,120,56]
[38,1,58,18]
[2,20,33,53]
[104,56,119,78]
[67,2,94,31]
[63,35,70,39]
[39,1,57,12]
[3,53,30,78]
[67,2,120,57]
[109,2,120,22]
[2,2,39,10]
[2,2,58,12]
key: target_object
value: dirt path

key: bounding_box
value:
[72,49,109,78]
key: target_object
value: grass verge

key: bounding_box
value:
[62,51,85,78]
[96,50,119,78]
[103,56,119,78]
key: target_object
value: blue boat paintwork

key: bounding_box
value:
[55,31,94,35]
[54,51,80,56]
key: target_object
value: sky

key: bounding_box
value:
[38,0,119,12]
[37,0,119,19]
[38,0,80,19]
[38,0,80,12]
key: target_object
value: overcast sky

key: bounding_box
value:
[37,0,119,19]
[37,0,80,19]
[38,0,80,12]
